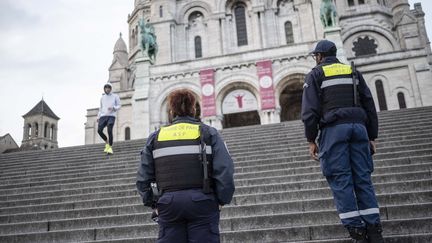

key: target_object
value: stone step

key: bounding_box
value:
[1,137,430,185]
[2,152,430,195]
[220,115,432,137]
[1,135,429,179]
[225,128,432,148]
[299,233,432,243]
[81,233,432,243]
[0,202,430,236]
[229,141,432,160]
[0,152,429,195]
[0,155,429,198]
[0,118,428,168]
[1,177,429,217]
[231,143,432,162]
[1,113,430,165]
[0,155,432,201]
[1,216,430,243]
[219,217,432,243]
[1,172,429,209]
[227,136,432,154]
[1,185,430,225]
[2,130,429,177]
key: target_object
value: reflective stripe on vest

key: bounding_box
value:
[321,78,354,89]
[153,122,212,192]
[153,145,212,159]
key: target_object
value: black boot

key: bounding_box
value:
[348,227,368,243]
[366,224,384,243]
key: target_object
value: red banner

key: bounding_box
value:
[200,69,216,117]
[256,60,276,110]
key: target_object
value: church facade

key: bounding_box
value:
[85,0,432,144]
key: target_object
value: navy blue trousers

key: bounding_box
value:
[156,189,220,243]
[318,123,381,228]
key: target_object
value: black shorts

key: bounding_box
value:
[98,116,116,130]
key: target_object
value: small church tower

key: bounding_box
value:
[21,99,60,150]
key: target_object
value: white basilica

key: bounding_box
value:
[85,0,432,144]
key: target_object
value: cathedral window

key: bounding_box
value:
[135,26,139,47]
[234,4,248,46]
[125,127,131,140]
[131,29,135,47]
[44,122,49,138]
[188,11,204,26]
[27,124,32,139]
[285,21,294,44]
[35,123,39,137]
[358,0,365,4]
[348,0,355,7]
[375,80,387,111]
[50,125,55,140]
[378,0,388,6]
[352,36,378,57]
[159,6,163,18]
[397,92,407,109]
[195,36,202,58]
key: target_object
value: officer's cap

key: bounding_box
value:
[311,40,337,55]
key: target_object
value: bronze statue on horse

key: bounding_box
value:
[139,18,158,64]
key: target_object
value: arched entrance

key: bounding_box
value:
[222,89,260,128]
[279,74,305,122]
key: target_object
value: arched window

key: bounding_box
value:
[35,123,39,137]
[348,0,354,6]
[44,122,49,138]
[375,80,387,111]
[195,36,202,58]
[125,127,131,140]
[397,92,407,109]
[50,125,55,140]
[135,26,139,47]
[285,21,294,44]
[234,4,248,46]
[27,124,32,139]
[131,29,135,47]
[159,6,163,18]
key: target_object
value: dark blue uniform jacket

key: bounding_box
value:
[301,57,378,142]
[136,116,235,207]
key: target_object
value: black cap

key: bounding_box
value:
[311,40,337,55]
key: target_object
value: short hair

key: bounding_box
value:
[168,89,196,118]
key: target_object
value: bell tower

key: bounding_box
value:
[21,99,60,150]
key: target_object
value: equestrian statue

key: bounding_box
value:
[320,0,338,28]
[139,18,158,64]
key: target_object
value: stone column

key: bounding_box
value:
[259,109,281,125]
[132,55,152,139]
[23,124,28,141]
[202,116,223,130]
[323,27,347,63]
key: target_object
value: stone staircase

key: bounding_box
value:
[0,106,431,243]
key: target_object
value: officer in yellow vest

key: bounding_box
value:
[136,89,235,243]
[301,40,384,243]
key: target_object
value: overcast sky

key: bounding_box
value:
[0,0,431,148]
